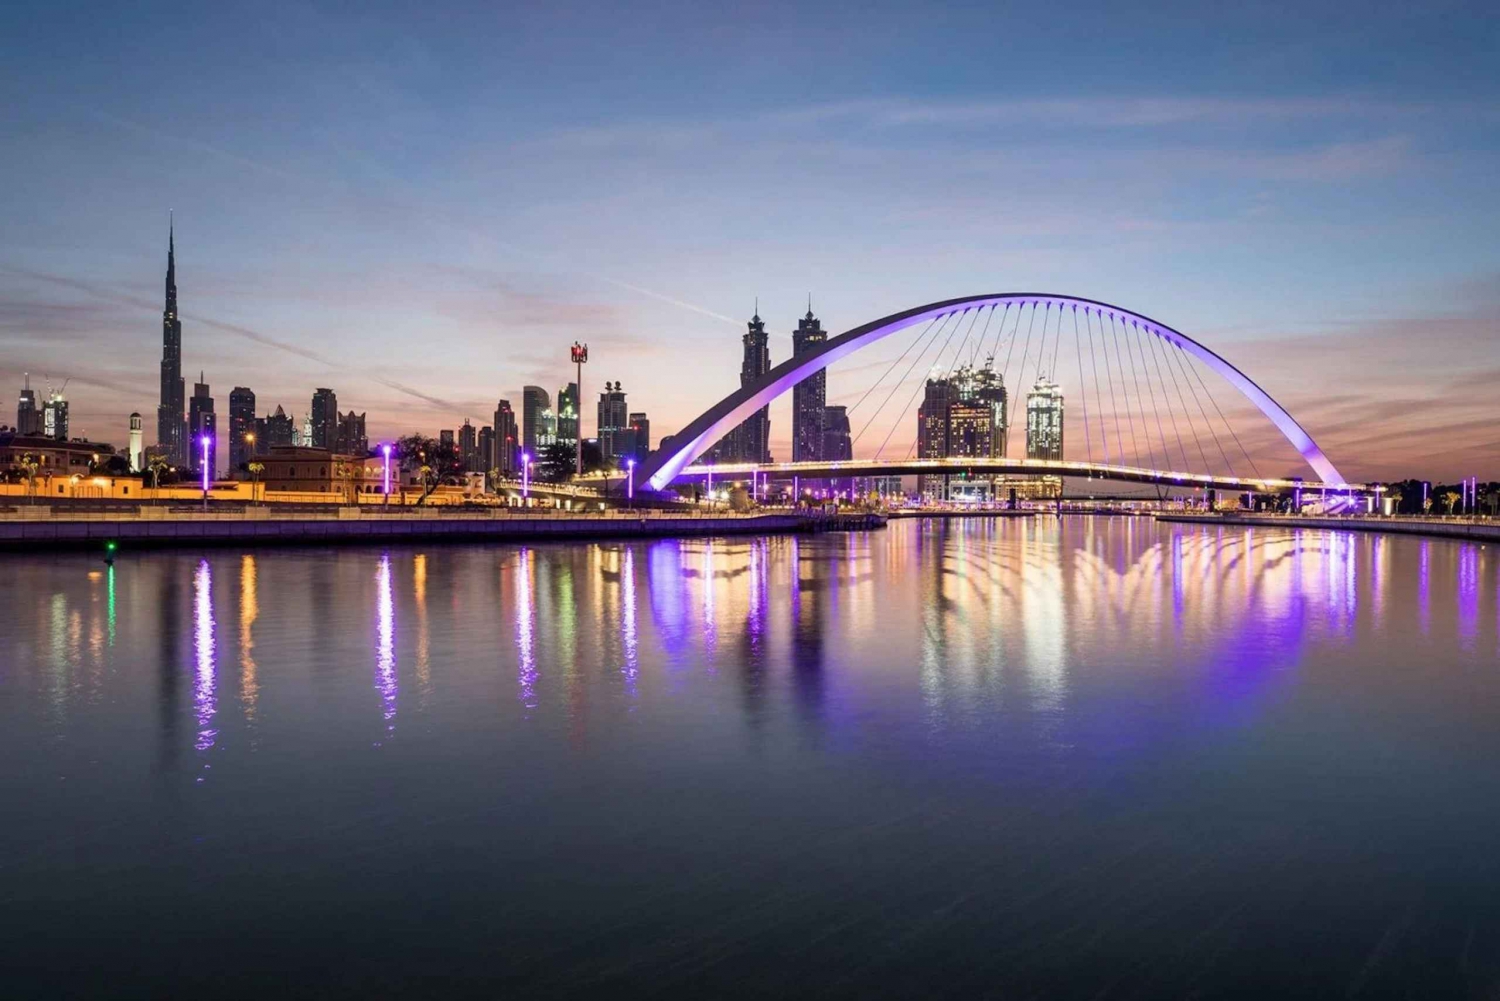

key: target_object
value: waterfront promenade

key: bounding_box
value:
[0,506,884,551]
[1159,512,1500,543]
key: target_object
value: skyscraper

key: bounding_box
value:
[493,399,518,474]
[522,386,552,453]
[791,300,827,462]
[189,373,215,474]
[256,405,295,451]
[157,217,186,464]
[310,389,337,449]
[1025,377,1064,461]
[822,405,852,461]
[458,420,478,471]
[228,387,256,472]
[627,412,650,462]
[556,382,579,449]
[16,374,41,435]
[916,377,956,500]
[336,410,367,456]
[478,426,495,474]
[596,381,629,463]
[711,306,774,463]
[129,413,144,472]
[43,388,68,442]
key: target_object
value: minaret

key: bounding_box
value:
[129,413,144,472]
[156,215,186,464]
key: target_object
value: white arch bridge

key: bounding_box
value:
[637,293,1362,495]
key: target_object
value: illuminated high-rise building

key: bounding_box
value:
[1026,377,1064,460]
[156,216,186,464]
[556,382,579,448]
[458,419,478,471]
[478,426,495,474]
[627,412,650,462]
[822,405,852,461]
[493,399,517,474]
[189,373,215,474]
[791,300,827,462]
[522,386,552,453]
[310,388,338,449]
[43,388,68,442]
[228,387,256,472]
[16,374,41,436]
[596,382,629,463]
[710,306,773,463]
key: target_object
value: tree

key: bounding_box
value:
[147,455,171,492]
[394,434,463,505]
[537,441,605,483]
[1442,490,1461,515]
[247,461,265,504]
[11,453,39,502]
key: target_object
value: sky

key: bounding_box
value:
[1,0,1497,481]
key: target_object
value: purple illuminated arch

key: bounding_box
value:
[640,293,1345,490]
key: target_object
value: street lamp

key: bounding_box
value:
[200,435,211,510]
[381,443,392,505]
[521,452,531,502]
[626,458,635,507]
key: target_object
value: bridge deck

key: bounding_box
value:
[680,458,1364,493]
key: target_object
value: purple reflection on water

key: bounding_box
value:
[702,541,718,661]
[192,559,218,756]
[515,548,537,708]
[746,539,767,649]
[1418,541,1431,635]
[375,554,397,731]
[647,540,689,658]
[1458,544,1479,647]
[621,547,638,697]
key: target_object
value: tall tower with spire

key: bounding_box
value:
[156,215,186,464]
[791,296,827,462]
[729,303,772,463]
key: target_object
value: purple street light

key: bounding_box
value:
[626,458,635,502]
[521,452,531,500]
[381,443,392,495]
[199,435,211,510]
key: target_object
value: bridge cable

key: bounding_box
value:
[1085,309,1111,465]
[967,301,998,369]
[1072,306,1094,466]
[1109,312,1142,466]
[1134,322,1173,473]
[1183,351,1264,480]
[1153,331,1211,474]
[1099,311,1126,463]
[1167,340,1234,475]
[1049,300,1066,380]
[941,305,987,382]
[852,310,959,453]
[882,307,972,459]
[844,314,943,420]
[1004,302,1038,448]
[1123,319,1159,472]
[1144,330,1194,474]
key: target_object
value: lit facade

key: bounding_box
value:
[157,219,186,465]
[791,303,827,462]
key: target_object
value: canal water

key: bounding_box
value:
[3,517,1498,998]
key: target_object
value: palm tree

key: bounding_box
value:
[247,462,265,505]
[147,456,169,489]
[15,454,39,504]
[1442,490,1461,515]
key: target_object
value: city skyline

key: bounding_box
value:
[2,3,1498,480]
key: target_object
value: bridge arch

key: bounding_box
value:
[639,294,1344,490]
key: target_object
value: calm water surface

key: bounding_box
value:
[4,517,1500,998]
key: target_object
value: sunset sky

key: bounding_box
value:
[2,0,1496,481]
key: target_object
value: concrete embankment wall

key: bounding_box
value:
[0,512,817,552]
[1158,513,1500,543]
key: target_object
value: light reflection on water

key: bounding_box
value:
[3,517,1500,997]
